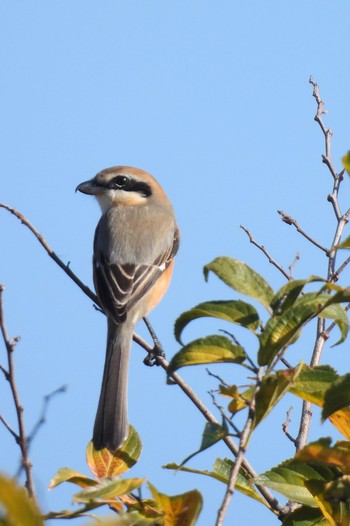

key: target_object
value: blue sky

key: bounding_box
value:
[1,1,350,525]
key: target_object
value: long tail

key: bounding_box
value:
[92,319,132,451]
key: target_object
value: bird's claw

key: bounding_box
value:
[143,343,165,366]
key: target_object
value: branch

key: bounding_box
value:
[0,203,286,516]
[288,252,300,279]
[0,203,151,354]
[295,79,349,452]
[215,368,273,526]
[157,355,285,516]
[309,77,339,181]
[0,284,36,499]
[240,225,290,280]
[15,385,67,478]
[277,210,328,253]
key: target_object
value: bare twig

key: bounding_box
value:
[0,203,153,354]
[240,225,290,280]
[0,414,18,439]
[14,385,66,478]
[309,76,338,181]
[208,390,240,435]
[332,254,350,282]
[277,210,328,253]
[0,284,35,499]
[206,368,229,387]
[282,407,296,445]
[0,203,98,306]
[27,385,67,448]
[295,80,349,452]
[288,252,300,279]
[157,354,285,516]
[1,204,286,517]
[215,368,267,526]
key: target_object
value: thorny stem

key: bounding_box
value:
[0,285,36,499]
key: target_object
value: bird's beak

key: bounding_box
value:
[75,178,98,195]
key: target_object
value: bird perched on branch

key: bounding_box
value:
[76,166,179,451]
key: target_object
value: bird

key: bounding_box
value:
[76,166,179,452]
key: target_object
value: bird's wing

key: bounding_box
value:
[94,226,180,323]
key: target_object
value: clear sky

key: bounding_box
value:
[1,1,350,525]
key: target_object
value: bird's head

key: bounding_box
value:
[76,166,163,212]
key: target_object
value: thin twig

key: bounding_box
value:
[156,355,285,516]
[332,254,350,282]
[277,210,329,254]
[0,414,18,439]
[0,203,152,354]
[27,385,67,447]
[288,252,300,279]
[282,407,296,445]
[309,77,338,181]
[206,368,229,387]
[215,367,265,526]
[208,390,240,435]
[0,203,286,516]
[0,203,98,305]
[295,79,348,452]
[0,284,35,499]
[14,385,67,478]
[240,225,290,280]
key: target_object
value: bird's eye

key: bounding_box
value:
[110,175,129,189]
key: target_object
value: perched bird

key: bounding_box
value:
[76,166,179,451]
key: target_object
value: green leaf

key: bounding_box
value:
[289,364,339,406]
[49,467,96,490]
[148,483,202,526]
[174,300,259,344]
[253,365,303,428]
[323,475,350,503]
[74,477,145,502]
[255,458,338,506]
[288,366,350,439]
[258,292,334,366]
[335,236,350,250]
[324,286,350,306]
[320,303,349,346]
[167,335,246,379]
[163,458,268,506]
[86,425,142,479]
[178,422,229,467]
[0,474,43,526]
[342,151,350,174]
[204,257,274,310]
[282,506,329,526]
[270,276,323,314]
[305,480,342,526]
[322,374,350,421]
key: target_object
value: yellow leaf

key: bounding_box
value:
[149,483,202,526]
[329,408,350,440]
[0,474,43,526]
[48,467,96,490]
[342,151,350,174]
[86,425,142,479]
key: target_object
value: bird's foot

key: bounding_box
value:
[143,341,165,367]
